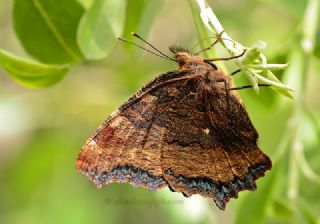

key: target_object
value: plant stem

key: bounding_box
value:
[191,0,293,96]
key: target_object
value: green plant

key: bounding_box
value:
[1,0,320,224]
[0,0,162,87]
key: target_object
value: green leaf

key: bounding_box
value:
[240,41,266,65]
[312,2,320,58]
[0,49,69,87]
[13,0,84,64]
[315,34,320,58]
[77,0,93,9]
[269,198,295,219]
[298,198,320,224]
[265,70,295,99]
[235,163,281,224]
[122,0,163,51]
[77,0,126,60]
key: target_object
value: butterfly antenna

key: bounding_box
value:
[118,37,176,61]
[131,32,176,61]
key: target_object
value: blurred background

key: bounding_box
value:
[0,0,319,223]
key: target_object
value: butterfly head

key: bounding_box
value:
[169,45,211,70]
[169,45,190,54]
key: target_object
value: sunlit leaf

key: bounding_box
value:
[0,49,68,87]
[13,0,84,64]
[77,0,126,60]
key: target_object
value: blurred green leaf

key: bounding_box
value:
[298,198,320,224]
[0,49,69,87]
[311,3,320,59]
[122,0,163,51]
[77,0,94,9]
[77,0,126,60]
[315,34,320,59]
[3,131,58,205]
[315,45,320,58]
[269,198,295,219]
[235,163,280,224]
[13,0,84,64]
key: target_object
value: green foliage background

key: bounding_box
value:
[0,0,319,223]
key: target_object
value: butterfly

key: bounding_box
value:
[76,33,272,210]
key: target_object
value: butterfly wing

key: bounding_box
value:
[156,77,272,210]
[76,69,271,210]
[76,70,189,191]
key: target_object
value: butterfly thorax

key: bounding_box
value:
[174,51,230,94]
[174,51,210,70]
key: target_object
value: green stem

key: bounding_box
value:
[188,0,211,58]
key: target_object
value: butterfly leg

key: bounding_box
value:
[230,69,241,76]
[216,78,231,109]
[194,31,225,55]
[204,49,247,62]
[228,84,271,91]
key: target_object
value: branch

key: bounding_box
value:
[194,0,294,97]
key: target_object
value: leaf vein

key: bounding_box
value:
[32,0,80,61]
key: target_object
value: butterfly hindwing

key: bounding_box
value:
[148,76,272,209]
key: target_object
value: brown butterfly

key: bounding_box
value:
[76,33,272,210]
